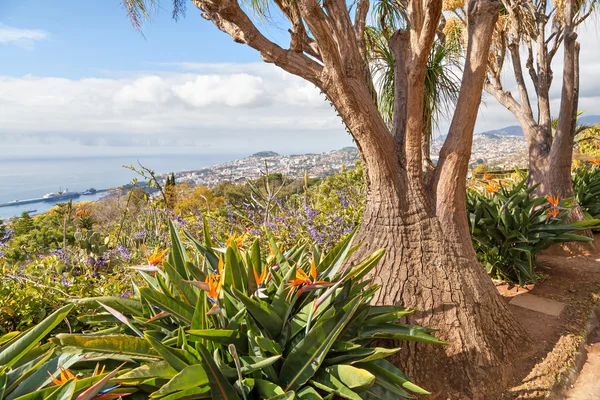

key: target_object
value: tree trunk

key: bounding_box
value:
[356,176,525,399]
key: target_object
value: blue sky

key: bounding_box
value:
[0,0,262,77]
[1,1,599,158]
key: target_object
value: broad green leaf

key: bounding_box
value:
[357,359,429,395]
[145,335,190,372]
[163,261,198,306]
[168,220,189,278]
[309,369,361,400]
[232,288,283,338]
[357,323,446,344]
[0,304,73,371]
[188,330,247,351]
[67,297,142,316]
[254,379,285,398]
[115,361,177,383]
[278,297,361,392]
[43,378,75,400]
[0,332,20,347]
[255,336,282,355]
[325,365,375,392]
[324,347,400,365]
[150,364,209,398]
[158,386,211,400]
[296,386,323,399]
[342,249,385,282]
[140,288,195,324]
[97,302,143,338]
[51,334,159,359]
[196,343,240,400]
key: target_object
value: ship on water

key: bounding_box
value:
[42,189,81,202]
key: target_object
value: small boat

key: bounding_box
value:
[82,188,97,195]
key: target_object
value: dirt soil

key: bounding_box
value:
[497,241,600,399]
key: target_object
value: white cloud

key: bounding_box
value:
[0,24,48,49]
[0,64,349,156]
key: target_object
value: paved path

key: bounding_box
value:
[567,328,600,400]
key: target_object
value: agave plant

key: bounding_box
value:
[52,219,442,399]
[467,176,600,285]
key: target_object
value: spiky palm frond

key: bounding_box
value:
[372,0,407,34]
[366,26,461,132]
[365,26,396,126]
[122,0,186,29]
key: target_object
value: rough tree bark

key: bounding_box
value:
[187,0,526,397]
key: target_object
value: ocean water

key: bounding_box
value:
[0,153,242,219]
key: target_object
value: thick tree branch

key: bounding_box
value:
[273,0,306,53]
[296,0,346,74]
[508,41,535,122]
[354,0,370,64]
[390,29,409,164]
[431,0,499,235]
[551,0,577,163]
[404,0,443,180]
[193,1,323,84]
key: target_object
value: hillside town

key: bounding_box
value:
[163,147,361,186]
[164,133,528,187]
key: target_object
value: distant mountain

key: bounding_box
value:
[476,115,600,138]
[481,125,524,137]
[251,151,280,158]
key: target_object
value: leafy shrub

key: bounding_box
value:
[50,220,440,399]
[572,162,600,221]
[467,177,598,285]
[0,254,131,334]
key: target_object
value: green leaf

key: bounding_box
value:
[309,369,362,400]
[232,288,283,338]
[325,365,375,392]
[196,343,241,400]
[168,220,189,278]
[357,323,446,344]
[67,297,142,316]
[188,330,247,351]
[145,335,189,372]
[357,359,429,395]
[115,361,178,384]
[97,302,143,338]
[140,287,195,324]
[278,297,361,392]
[51,334,159,359]
[0,332,20,347]
[0,304,73,371]
[343,249,385,282]
[150,364,209,398]
[43,378,75,400]
[158,386,211,400]
[324,347,400,365]
[163,261,198,306]
[225,246,245,292]
[296,386,323,399]
[254,379,285,398]
[255,336,282,355]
